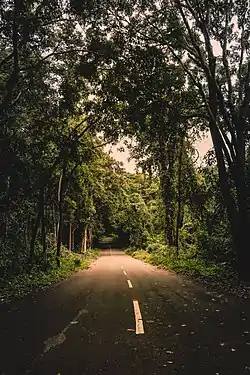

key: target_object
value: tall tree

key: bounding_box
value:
[89,0,250,279]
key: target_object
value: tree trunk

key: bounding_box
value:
[84,225,88,254]
[68,222,72,251]
[81,229,85,254]
[53,205,57,242]
[88,227,93,249]
[29,210,41,267]
[72,228,75,252]
[160,142,176,247]
[175,138,184,256]
[0,211,8,245]
[235,208,250,281]
[81,224,88,255]
[24,217,29,250]
[207,75,249,279]
[41,189,47,266]
[208,110,247,279]
[56,168,65,267]
[233,143,249,281]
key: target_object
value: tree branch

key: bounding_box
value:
[219,6,235,121]
[238,4,248,105]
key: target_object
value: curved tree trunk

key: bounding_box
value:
[208,85,249,280]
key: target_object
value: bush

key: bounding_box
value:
[0,249,99,302]
[129,246,230,280]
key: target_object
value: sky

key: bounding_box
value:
[105,133,213,173]
[104,12,240,173]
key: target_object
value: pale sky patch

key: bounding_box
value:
[105,133,213,173]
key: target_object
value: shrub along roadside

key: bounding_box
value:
[126,247,235,281]
[0,249,99,304]
[127,248,250,299]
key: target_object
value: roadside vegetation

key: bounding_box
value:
[0,248,99,303]
[1,0,250,301]
[126,247,232,281]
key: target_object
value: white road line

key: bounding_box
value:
[127,279,133,288]
[44,309,88,353]
[123,270,127,276]
[133,300,144,334]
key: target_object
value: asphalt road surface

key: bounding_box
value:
[1,249,250,374]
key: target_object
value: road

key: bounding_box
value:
[1,249,250,374]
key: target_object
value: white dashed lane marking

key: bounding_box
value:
[127,280,133,288]
[120,267,144,334]
[133,300,144,334]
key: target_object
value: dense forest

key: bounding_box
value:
[1,0,250,291]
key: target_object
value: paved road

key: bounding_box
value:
[1,249,250,374]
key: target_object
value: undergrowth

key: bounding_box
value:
[0,249,99,303]
[126,243,233,280]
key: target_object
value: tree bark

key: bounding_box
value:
[208,108,247,279]
[56,167,65,267]
[68,222,72,251]
[52,205,57,242]
[24,217,29,250]
[88,226,93,249]
[233,134,249,280]
[160,140,176,247]
[72,227,75,252]
[207,67,250,277]
[173,0,250,280]
[81,224,88,255]
[175,138,184,256]
[81,229,85,254]
[84,225,88,254]
[41,189,47,266]
[29,211,41,267]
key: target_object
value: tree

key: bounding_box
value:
[168,0,250,280]
[96,38,204,249]
[89,0,250,279]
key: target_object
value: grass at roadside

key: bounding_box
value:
[127,248,250,298]
[126,248,233,280]
[0,249,99,303]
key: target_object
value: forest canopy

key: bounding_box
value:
[1,0,250,284]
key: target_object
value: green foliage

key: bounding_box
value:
[130,248,229,279]
[0,249,99,303]
[1,0,248,286]
[108,173,162,247]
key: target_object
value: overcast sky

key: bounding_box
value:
[105,133,213,173]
